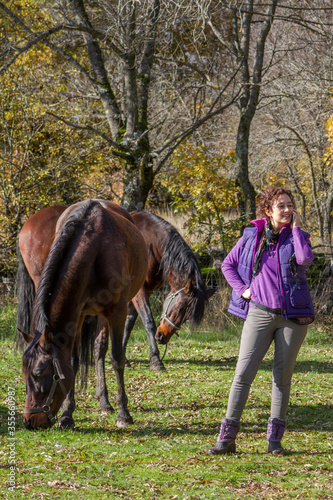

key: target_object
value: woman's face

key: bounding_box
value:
[265,194,294,230]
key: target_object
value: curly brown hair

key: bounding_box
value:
[256,187,295,218]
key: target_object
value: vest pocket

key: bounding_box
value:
[289,282,310,308]
[231,290,248,309]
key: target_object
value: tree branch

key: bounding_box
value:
[138,0,160,134]
[0,24,67,73]
[154,90,241,176]
[70,0,123,141]
[46,111,129,158]
[0,2,94,83]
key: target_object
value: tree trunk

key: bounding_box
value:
[71,0,122,142]
[122,152,154,211]
[235,117,256,219]
[323,185,333,246]
[233,0,279,221]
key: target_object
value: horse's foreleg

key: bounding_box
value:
[123,301,138,365]
[108,315,133,427]
[58,346,78,429]
[94,318,114,414]
[132,292,165,371]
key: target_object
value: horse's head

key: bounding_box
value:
[21,329,74,430]
[155,280,193,345]
[155,282,217,345]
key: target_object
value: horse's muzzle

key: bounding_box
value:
[24,418,34,430]
[155,331,167,345]
[24,414,53,430]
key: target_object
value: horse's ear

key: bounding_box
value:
[17,328,33,344]
[206,288,217,299]
[41,325,52,346]
[184,279,194,293]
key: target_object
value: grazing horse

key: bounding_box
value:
[17,206,214,420]
[20,199,148,430]
[117,210,213,367]
[93,210,215,412]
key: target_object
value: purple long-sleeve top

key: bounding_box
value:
[221,220,314,311]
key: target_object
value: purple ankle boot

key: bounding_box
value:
[267,417,287,455]
[207,418,240,455]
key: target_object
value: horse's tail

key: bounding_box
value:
[15,243,35,350]
[79,315,98,387]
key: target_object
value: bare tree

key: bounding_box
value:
[193,0,280,220]
[248,0,333,244]
[0,0,238,210]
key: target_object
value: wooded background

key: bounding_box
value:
[1,1,333,283]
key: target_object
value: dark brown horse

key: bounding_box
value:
[19,199,148,430]
[122,210,213,363]
[17,206,214,421]
[93,210,215,412]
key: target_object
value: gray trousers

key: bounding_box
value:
[226,308,308,421]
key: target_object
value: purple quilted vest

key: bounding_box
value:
[227,226,314,321]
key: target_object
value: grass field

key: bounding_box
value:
[0,304,332,499]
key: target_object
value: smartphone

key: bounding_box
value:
[291,213,296,224]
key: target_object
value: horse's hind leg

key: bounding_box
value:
[58,346,79,429]
[108,313,133,427]
[94,317,114,413]
[123,301,138,366]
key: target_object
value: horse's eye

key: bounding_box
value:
[32,361,49,379]
[32,370,44,380]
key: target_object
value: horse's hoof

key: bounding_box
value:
[99,404,115,414]
[115,416,134,428]
[150,360,166,371]
[57,416,75,430]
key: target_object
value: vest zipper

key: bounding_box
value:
[276,230,287,317]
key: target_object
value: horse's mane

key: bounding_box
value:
[138,211,208,327]
[30,199,99,345]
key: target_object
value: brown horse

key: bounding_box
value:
[93,210,215,412]
[123,211,214,362]
[20,199,148,430]
[17,206,214,421]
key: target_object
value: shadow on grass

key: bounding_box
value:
[6,405,333,463]
[126,357,333,374]
[0,405,25,435]
[126,357,239,369]
[66,402,333,437]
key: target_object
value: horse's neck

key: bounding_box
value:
[48,287,84,343]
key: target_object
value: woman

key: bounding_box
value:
[208,187,314,455]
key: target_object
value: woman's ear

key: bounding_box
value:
[265,208,272,221]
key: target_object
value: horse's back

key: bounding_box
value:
[130,210,169,290]
[96,200,134,223]
[19,205,67,286]
[56,199,133,232]
[97,203,148,302]
[56,200,148,306]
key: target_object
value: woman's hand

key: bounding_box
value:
[291,210,301,229]
[242,288,252,300]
